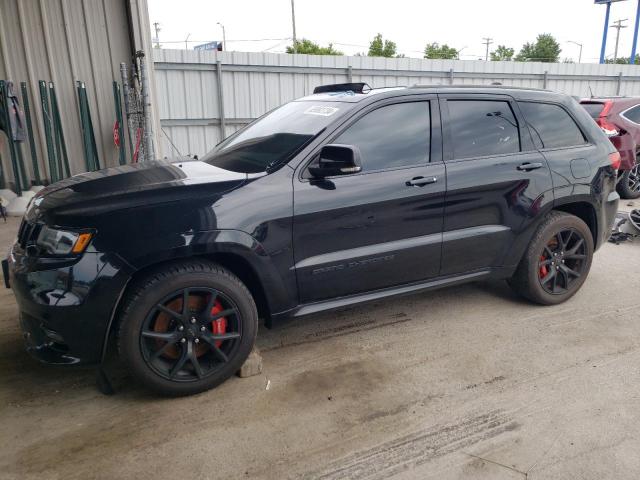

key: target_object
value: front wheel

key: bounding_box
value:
[508,212,594,305]
[617,164,640,200]
[118,261,258,396]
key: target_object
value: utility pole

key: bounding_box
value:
[482,37,493,61]
[153,22,161,49]
[611,18,628,62]
[290,0,297,53]
[567,40,583,63]
[217,22,226,51]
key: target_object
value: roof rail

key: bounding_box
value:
[313,82,371,94]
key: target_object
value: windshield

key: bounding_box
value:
[202,101,347,173]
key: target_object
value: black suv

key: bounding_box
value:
[3,84,620,396]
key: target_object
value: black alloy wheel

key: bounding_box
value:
[119,261,258,396]
[618,164,640,199]
[627,164,640,195]
[537,229,587,295]
[140,287,242,382]
[508,211,594,305]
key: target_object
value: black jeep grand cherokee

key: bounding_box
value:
[4,84,620,396]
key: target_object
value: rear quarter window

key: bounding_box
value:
[519,102,587,150]
[621,105,640,124]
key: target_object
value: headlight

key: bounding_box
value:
[36,226,93,256]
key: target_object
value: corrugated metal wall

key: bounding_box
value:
[0,0,157,188]
[154,48,640,158]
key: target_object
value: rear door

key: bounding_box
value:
[519,100,596,202]
[440,94,552,276]
[293,96,446,303]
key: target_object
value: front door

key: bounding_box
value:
[293,97,446,303]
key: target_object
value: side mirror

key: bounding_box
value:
[308,144,362,178]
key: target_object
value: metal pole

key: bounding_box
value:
[39,80,58,182]
[617,71,623,95]
[49,83,70,178]
[290,0,297,52]
[600,2,612,64]
[631,0,640,64]
[112,81,126,165]
[138,52,155,161]
[20,81,41,184]
[217,22,226,51]
[216,60,226,140]
[120,63,135,160]
[567,41,583,63]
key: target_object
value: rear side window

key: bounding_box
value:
[446,100,520,160]
[333,101,431,171]
[621,105,640,124]
[580,102,605,119]
[519,102,587,149]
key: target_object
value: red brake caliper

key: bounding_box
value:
[539,255,548,278]
[210,300,228,348]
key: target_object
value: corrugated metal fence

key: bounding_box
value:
[0,0,157,188]
[154,49,640,159]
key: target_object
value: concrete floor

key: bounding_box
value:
[1,210,640,480]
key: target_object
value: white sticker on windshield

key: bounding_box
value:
[304,105,339,116]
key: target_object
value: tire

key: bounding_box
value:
[508,211,594,306]
[617,164,640,200]
[118,260,258,396]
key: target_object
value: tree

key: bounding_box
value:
[368,34,397,57]
[490,45,514,61]
[605,54,640,64]
[515,34,561,63]
[286,39,343,55]
[423,42,458,59]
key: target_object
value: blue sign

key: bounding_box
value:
[194,41,222,51]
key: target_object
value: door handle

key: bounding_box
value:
[517,162,543,172]
[406,176,438,187]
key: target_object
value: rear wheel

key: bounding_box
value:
[118,261,257,396]
[508,212,594,305]
[617,164,640,199]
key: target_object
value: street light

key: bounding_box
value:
[217,22,226,51]
[457,46,468,60]
[184,33,191,50]
[567,40,583,63]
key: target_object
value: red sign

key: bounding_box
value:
[113,121,120,147]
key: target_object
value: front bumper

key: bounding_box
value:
[5,244,130,365]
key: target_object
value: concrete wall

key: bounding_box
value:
[0,0,157,188]
[154,48,640,159]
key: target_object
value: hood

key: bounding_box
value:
[27,159,253,224]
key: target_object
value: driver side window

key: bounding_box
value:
[333,101,431,172]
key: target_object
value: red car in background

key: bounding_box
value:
[580,97,640,199]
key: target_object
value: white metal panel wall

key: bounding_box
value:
[154,49,640,159]
[0,0,158,188]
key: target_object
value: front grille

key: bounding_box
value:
[17,220,41,250]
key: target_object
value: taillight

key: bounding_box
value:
[609,151,621,170]
[597,101,619,137]
[597,117,620,137]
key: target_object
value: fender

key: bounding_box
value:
[115,228,297,317]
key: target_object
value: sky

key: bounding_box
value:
[147,0,640,63]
